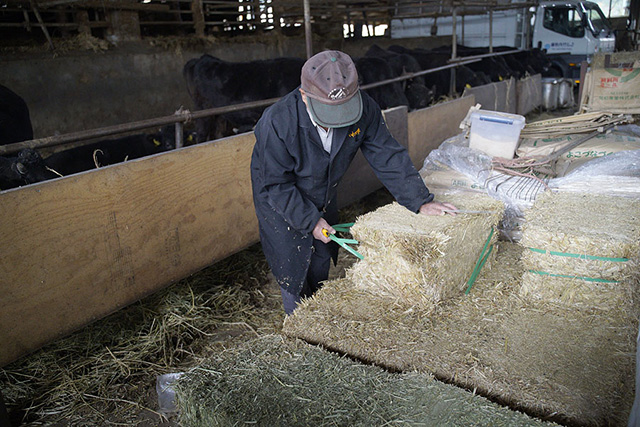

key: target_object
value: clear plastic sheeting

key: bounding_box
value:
[420,134,543,242]
[615,124,640,138]
[549,149,640,197]
[421,133,492,185]
[156,372,184,415]
[420,133,546,211]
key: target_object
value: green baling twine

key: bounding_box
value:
[465,227,494,295]
[528,247,629,263]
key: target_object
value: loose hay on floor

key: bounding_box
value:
[0,245,283,425]
[284,243,638,427]
[176,335,555,427]
[519,191,640,310]
[347,193,503,305]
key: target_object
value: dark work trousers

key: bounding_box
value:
[280,238,333,315]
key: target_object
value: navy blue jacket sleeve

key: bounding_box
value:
[359,100,434,213]
[253,118,322,235]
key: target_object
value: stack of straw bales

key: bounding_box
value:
[347,193,503,305]
[519,191,640,311]
[285,243,638,426]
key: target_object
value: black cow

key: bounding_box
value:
[44,128,178,177]
[183,55,305,142]
[436,45,515,82]
[494,47,554,77]
[364,45,435,110]
[0,149,59,191]
[387,45,487,99]
[365,44,426,86]
[354,56,410,111]
[1,84,33,145]
[438,45,553,80]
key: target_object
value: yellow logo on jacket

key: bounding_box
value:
[349,128,361,138]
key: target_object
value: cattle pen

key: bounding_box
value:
[3,0,639,422]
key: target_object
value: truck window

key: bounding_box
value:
[584,4,611,34]
[543,6,585,38]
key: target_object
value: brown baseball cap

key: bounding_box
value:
[301,50,362,128]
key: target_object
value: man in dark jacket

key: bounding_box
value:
[251,50,456,315]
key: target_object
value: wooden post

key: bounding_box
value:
[30,0,54,50]
[303,0,313,58]
[191,0,205,37]
[76,9,91,36]
[106,9,141,42]
[489,9,493,53]
[450,6,457,97]
[23,9,32,32]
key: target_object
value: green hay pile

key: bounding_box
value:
[348,194,503,305]
[519,191,640,310]
[284,243,638,426]
[176,335,555,427]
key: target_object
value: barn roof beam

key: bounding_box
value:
[34,0,171,11]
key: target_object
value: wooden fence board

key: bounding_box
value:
[407,96,476,169]
[337,106,408,208]
[462,78,517,114]
[517,74,542,116]
[0,134,258,367]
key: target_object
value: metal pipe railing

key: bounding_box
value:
[447,48,522,63]
[0,98,279,155]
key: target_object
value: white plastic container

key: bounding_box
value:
[469,110,525,159]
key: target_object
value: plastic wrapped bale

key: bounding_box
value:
[347,193,503,305]
[519,191,640,311]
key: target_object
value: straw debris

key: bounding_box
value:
[176,335,555,427]
[519,191,640,310]
[348,193,503,305]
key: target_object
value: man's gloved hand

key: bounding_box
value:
[312,217,335,243]
[419,200,458,216]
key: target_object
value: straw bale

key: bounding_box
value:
[176,334,555,427]
[520,271,637,312]
[520,191,640,258]
[348,193,503,305]
[521,247,639,282]
[519,191,640,309]
[284,243,638,426]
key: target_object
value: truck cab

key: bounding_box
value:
[532,0,615,80]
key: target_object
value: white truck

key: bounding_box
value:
[390,0,616,81]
